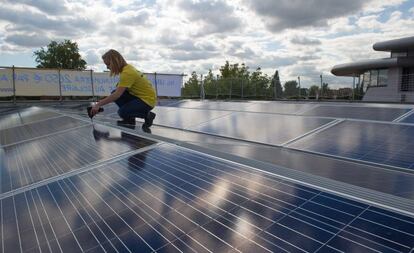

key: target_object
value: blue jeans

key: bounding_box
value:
[114,90,152,119]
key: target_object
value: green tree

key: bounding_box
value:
[182,71,200,97]
[34,40,87,70]
[203,70,216,98]
[284,80,299,97]
[309,85,320,97]
[321,82,330,97]
[219,61,249,79]
[218,61,250,98]
[250,67,270,98]
[270,70,283,98]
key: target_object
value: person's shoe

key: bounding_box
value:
[141,125,152,133]
[143,112,156,128]
[117,118,136,126]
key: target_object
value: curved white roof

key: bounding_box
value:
[331,57,414,76]
[373,36,414,52]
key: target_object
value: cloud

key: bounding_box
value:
[118,10,152,26]
[4,34,51,47]
[0,6,96,40]
[244,0,368,32]
[290,36,322,45]
[3,0,69,15]
[178,0,243,35]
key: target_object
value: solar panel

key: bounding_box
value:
[191,112,334,146]
[173,100,255,111]
[0,124,156,193]
[2,144,413,252]
[0,116,89,146]
[244,102,309,114]
[288,120,414,169]
[136,107,232,129]
[0,107,61,130]
[301,105,411,121]
[400,113,414,123]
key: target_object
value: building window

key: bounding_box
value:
[362,71,370,90]
[401,68,414,92]
[378,69,388,86]
[370,70,378,86]
[364,69,388,88]
[391,52,407,58]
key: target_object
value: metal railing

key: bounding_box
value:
[182,76,362,101]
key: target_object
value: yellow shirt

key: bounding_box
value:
[118,64,157,107]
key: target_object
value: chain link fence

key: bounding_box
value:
[182,76,365,101]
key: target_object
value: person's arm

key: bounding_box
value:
[91,86,126,115]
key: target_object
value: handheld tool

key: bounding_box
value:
[87,106,104,123]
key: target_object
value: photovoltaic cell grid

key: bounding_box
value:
[289,120,414,170]
[0,124,156,193]
[1,144,414,253]
[0,107,61,130]
[300,105,411,122]
[190,112,334,146]
[136,107,233,129]
[400,113,414,123]
[0,116,88,146]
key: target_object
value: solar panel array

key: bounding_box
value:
[288,120,414,170]
[2,142,414,253]
[2,103,414,253]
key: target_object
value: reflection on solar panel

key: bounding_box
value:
[0,107,61,130]
[401,113,414,123]
[2,144,414,252]
[0,116,88,146]
[0,125,156,193]
[289,120,414,169]
[301,105,411,121]
[174,100,254,111]
[191,112,334,145]
[244,102,309,114]
[137,107,232,129]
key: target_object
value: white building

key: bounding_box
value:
[331,36,414,103]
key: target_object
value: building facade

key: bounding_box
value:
[331,36,414,103]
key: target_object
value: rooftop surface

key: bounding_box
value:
[1,99,414,252]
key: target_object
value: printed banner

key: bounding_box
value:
[0,68,13,96]
[146,73,183,97]
[0,68,183,97]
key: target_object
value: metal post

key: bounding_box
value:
[297,76,301,99]
[320,74,323,99]
[154,72,159,104]
[229,79,232,100]
[200,74,204,100]
[352,75,356,101]
[12,65,16,104]
[58,69,62,103]
[241,79,244,99]
[90,69,95,101]
[254,80,256,98]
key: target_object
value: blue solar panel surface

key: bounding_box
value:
[2,144,414,252]
[0,116,88,146]
[2,103,414,253]
[300,105,411,121]
[400,113,414,123]
[191,112,334,145]
[289,120,414,169]
[0,124,155,193]
[0,107,61,130]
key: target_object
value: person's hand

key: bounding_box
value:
[90,105,101,116]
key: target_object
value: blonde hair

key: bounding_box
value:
[102,49,127,76]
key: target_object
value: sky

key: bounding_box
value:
[0,0,413,88]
